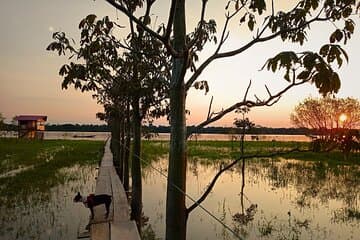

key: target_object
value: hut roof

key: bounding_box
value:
[15,115,47,121]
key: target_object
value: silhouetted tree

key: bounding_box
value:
[105,0,359,239]
[291,97,360,131]
[47,13,170,231]
[233,107,255,219]
[124,9,171,230]
[291,96,360,155]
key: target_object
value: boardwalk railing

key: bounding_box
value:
[91,139,140,240]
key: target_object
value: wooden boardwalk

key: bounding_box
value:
[90,139,140,240]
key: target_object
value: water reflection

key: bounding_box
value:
[0,165,97,240]
[142,157,360,240]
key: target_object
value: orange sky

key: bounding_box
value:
[0,0,359,128]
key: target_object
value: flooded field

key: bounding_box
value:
[1,138,358,240]
[0,165,97,240]
[0,138,103,240]
[142,157,360,240]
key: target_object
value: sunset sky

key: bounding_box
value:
[0,0,359,128]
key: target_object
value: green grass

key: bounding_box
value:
[141,140,169,161]
[0,138,103,174]
[0,138,104,205]
[188,140,309,161]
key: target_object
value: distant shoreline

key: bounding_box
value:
[42,124,312,135]
[1,131,311,142]
[3,123,358,136]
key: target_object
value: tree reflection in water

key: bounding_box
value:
[142,157,360,240]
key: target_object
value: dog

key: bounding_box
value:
[73,192,112,219]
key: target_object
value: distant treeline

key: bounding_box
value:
[46,124,110,132]
[41,124,312,135]
[153,125,312,135]
[1,123,312,135]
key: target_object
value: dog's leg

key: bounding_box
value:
[105,202,110,218]
[90,207,94,219]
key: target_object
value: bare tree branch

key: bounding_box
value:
[187,79,310,137]
[185,7,329,90]
[243,80,252,102]
[104,0,178,56]
[206,95,214,120]
[164,0,177,40]
[254,94,261,103]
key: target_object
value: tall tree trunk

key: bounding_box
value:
[166,1,188,239]
[111,113,121,171]
[109,118,114,153]
[131,95,142,233]
[119,116,125,182]
[240,126,245,213]
[123,101,131,193]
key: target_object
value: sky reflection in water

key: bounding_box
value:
[142,157,360,240]
[1,155,359,239]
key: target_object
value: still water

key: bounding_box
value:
[1,143,358,239]
[142,157,360,240]
[0,165,97,240]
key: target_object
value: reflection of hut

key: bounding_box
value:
[14,115,47,139]
[251,135,259,141]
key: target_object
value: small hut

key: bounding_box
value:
[14,115,47,139]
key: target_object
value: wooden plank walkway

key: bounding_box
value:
[90,139,140,240]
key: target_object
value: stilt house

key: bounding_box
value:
[14,115,47,139]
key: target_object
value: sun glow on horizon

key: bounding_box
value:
[339,113,347,123]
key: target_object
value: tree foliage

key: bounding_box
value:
[49,0,359,238]
[47,12,171,232]
[103,0,359,239]
[291,96,360,155]
[291,97,360,130]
